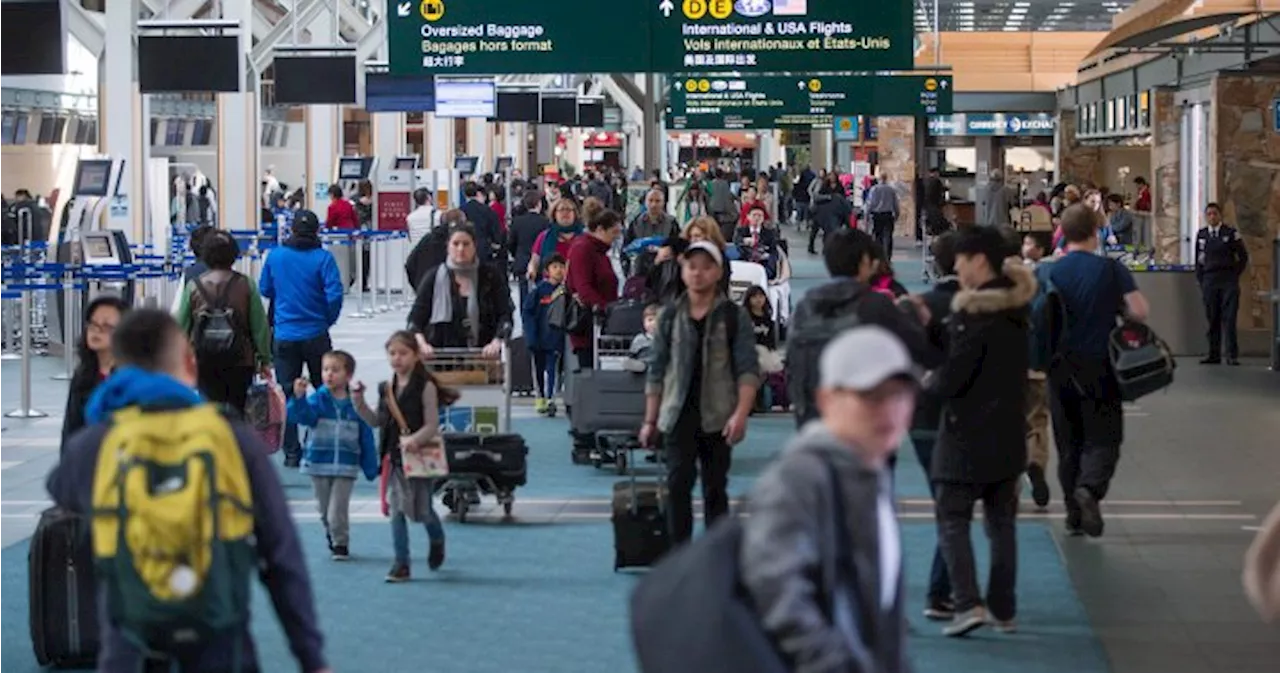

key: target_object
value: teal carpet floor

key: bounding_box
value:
[1,521,1107,673]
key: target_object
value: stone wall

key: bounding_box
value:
[876,116,916,238]
[1213,74,1280,348]
[1056,109,1103,186]
[1149,88,1181,264]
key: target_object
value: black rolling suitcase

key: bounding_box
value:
[443,433,529,491]
[508,337,535,397]
[29,507,99,669]
[612,466,670,571]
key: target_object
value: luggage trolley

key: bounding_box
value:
[430,346,529,522]
[568,302,654,472]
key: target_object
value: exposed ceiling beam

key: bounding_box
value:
[63,0,105,59]
[250,0,324,72]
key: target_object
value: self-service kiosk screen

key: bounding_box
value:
[73,160,113,197]
[454,157,478,175]
[338,158,371,180]
[394,157,418,170]
[83,234,113,260]
[1,1,64,76]
[494,157,513,174]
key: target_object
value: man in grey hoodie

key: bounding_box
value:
[741,326,915,673]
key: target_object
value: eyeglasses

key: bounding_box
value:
[86,321,117,335]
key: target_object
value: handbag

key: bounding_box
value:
[384,382,449,479]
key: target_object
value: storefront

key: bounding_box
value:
[668,131,757,170]
[924,112,1057,215]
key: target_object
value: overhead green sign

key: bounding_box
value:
[386,0,651,75]
[651,0,912,73]
[667,74,952,130]
[386,0,912,76]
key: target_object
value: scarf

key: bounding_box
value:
[541,221,583,261]
[429,258,481,345]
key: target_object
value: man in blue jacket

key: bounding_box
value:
[260,209,344,467]
[48,308,329,673]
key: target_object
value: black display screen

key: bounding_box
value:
[495,92,539,122]
[365,73,435,113]
[577,101,604,128]
[274,56,357,105]
[1,1,64,75]
[138,36,240,93]
[540,97,577,126]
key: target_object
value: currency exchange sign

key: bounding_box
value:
[386,0,652,75]
[651,0,913,73]
[667,74,953,130]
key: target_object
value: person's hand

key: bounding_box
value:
[655,246,672,263]
[722,411,748,445]
[481,339,502,360]
[639,421,657,449]
[292,378,309,399]
[416,333,435,360]
[526,263,538,281]
[351,380,366,402]
[399,435,420,451]
[259,364,274,381]
[1107,234,1118,246]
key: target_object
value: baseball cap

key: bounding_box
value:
[682,240,723,266]
[292,209,320,234]
[819,326,920,391]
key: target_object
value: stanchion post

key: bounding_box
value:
[7,289,48,418]
[376,234,391,313]
[52,263,77,381]
[348,231,370,318]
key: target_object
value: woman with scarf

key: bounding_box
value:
[526,197,585,280]
[408,224,513,360]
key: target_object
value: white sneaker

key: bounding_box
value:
[993,620,1017,634]
[943,607,989,638]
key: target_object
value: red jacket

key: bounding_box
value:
[565,234,618,350]
[326,198,358,230]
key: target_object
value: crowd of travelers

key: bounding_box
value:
[39,153,1278,673]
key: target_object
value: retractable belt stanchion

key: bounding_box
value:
[398,231,412,308]
[348,230,371,319]
[5,283,48,418]
[53,263,78,381]
[376,232,391,313]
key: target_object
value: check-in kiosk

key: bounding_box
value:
[51,157,131,353]
[454,155,479,206]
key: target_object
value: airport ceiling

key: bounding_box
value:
[914,0,1133,32]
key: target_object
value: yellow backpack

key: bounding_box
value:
[91,404,256,650]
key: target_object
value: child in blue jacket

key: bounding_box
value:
[521,255,567,416]
[287,349,379,561]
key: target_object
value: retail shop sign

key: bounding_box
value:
[386,0,650,75]
[927,113,1056,137]
[667,74,952,131]
[385,0,912,75]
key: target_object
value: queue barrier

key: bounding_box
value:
[2,227,414,419]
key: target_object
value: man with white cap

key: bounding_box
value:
[641,240,760,546]
[739,325,914,673]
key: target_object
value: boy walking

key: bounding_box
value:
[288,350,380,560]
[522,254,568,416]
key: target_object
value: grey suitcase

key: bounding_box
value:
[568,369,648,436]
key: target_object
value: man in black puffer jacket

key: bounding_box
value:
[929,226,1036,639]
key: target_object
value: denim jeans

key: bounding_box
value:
[390,512,444,565]
[1049,356,1123,521]
[388,471,444,565]
[936,478,1019,619]
[273,333,331,460]
[912,435,952,603]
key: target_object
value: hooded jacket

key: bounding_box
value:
[739,423,910,673]
[259,241,344,342]
[788,279,944,426]
[47,368,327,672]
[287,385,380,480]
[929,260,1036,485]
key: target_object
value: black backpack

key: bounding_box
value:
[191,275,244,362]
[1109,320,1175,402]
[786,287,869,425]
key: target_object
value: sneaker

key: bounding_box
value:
[384,564,411,583]
[1200,356,1221,365]
[1026,464,1051,509]
[1065,511,1084,536]
[534,398,548,414]
[546,401,558,418]
[331,545,349,561]
[923,599,955,621]
[428,538,446,571]
[993,619,1017,634]
[1226,358,1240,366]
[943,607,989,637]
[1074,487,1104,538]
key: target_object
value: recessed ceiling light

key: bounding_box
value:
[960,25,975,31]
[1003,26,1020,31]
[1014,1,1031,6]
[1010,7,1027,14]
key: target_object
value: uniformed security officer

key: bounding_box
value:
[1195,202,1249,365]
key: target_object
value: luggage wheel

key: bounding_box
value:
[456,495,469,523]
[615,451,628,475]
